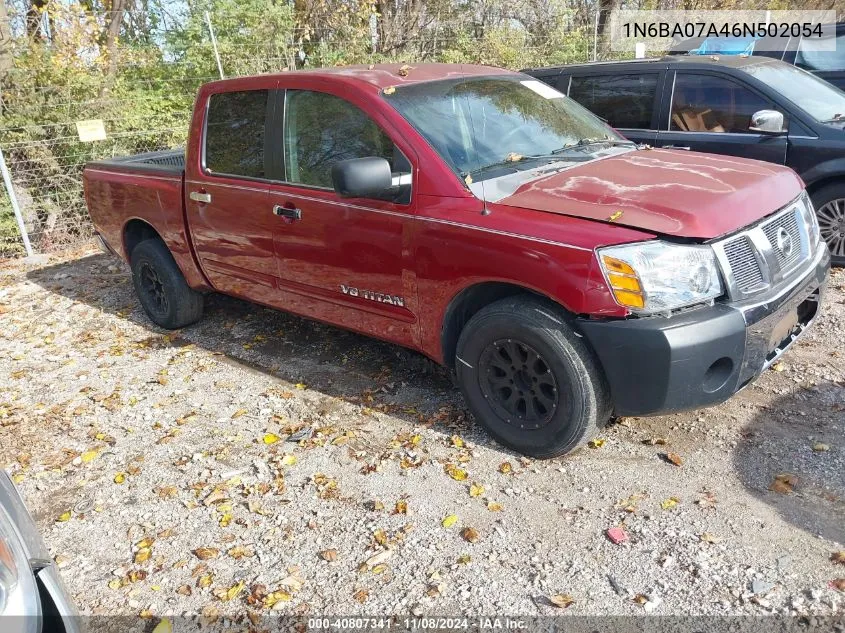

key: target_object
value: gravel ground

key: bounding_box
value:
[1,247,844,621]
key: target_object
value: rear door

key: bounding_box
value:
[266,87,417,345]
[566,69,663,145]
[654,70,788,164]
[186,85,281,304]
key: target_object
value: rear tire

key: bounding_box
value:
[810,182,845,266]
[130,239,204,329]
[455,296,611,459]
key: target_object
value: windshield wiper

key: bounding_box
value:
[821,113,845,123]
[552,138,637,153]
[461,153,565,180]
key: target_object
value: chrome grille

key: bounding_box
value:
[722,235,764,292]
[712,194,815,301]
[761,208,802,272]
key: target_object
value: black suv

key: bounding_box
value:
[524,56,845,264]
[668,23,845,90]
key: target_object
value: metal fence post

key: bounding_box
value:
[0,147,34,257]
[205,11,225,80]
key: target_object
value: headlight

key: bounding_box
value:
[598,241,724,315]
[0,501,40,629]
[798,191,821,252]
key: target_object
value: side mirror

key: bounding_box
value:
[749,110,787,135]
[332,157,392,199]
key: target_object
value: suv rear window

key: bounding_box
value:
[205,90,268,179]
[568,74,658,129]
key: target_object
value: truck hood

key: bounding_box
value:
[486,149,804,240]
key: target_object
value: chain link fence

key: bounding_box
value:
[0,9,610,259]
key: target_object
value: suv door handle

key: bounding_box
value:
[664,145,691,150]
[273,204,302,220]
[190,191,212,203]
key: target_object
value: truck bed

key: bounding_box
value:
[87,149,185,176]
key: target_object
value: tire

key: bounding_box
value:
[130,238,204,329]
[455,296,611,459]
[810,182,845,266]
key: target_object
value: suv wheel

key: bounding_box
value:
[811,183,845,266]
[130,239,204,329]
[455,296,611,459]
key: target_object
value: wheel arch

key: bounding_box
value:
[123,218,164,260]
[440,281,572,369]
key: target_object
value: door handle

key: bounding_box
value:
[273,205,302,220]
[190,191,212,203]
[664,145,691,150]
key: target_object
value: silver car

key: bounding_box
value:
[0,471,79,632]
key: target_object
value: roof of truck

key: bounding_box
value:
[207,63,516,92]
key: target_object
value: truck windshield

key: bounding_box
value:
[384,75,630,182]
[740,62,845,124]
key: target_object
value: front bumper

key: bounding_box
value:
[577,245,831,417]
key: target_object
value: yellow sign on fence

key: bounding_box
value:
[75,119,107,142]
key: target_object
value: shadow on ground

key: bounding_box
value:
[732,381,845,545]
[24,252,485,445]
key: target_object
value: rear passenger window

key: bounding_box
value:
[568,74,658,129]
[204,90,268,179]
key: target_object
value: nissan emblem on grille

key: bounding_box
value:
[776,226,793,258]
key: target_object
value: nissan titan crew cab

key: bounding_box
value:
[83,64,830,458]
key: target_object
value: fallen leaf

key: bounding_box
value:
[504,152,523,162]
[457,554,471,564]
[176,585,192,596]
[588,439,605,448]
[371,564,388,574]
[80,449,98,463]
[770,473,797,495]
[700,532,722,544]
[198,574,214,588]
[441,514,458,528]
[365,549,393,568]
[450,435,465,448]
[263,433,281,445]
[151,618,172,633]
[56,511,71,523]
[608,211,624,222]
[383,86,395,96]
[294,383,307,390]
[813,442,830,452]
[831,551,845,565]
[193,547,219,560]
[661,497,680,510]
[633,594,648,604]
[830,578,845,592]
[394,500,408,514]
[227,546,253,560]
[397,64,413,77]
[320,549,338,562]
[134,547,152,563]
[464,174,472,186]
[444,464,468,481]
[662,452,683,467]
[549,594,575,608]
[498,462,513,474]
[469,483,484,498]
[353,588,369,603]
[113,472,126,484]
[280,454,297,466]
[487,501,504,512]
[771,361,785,372]
[373,529,388,545]
[231,409,248,419]
[461,527,480,543]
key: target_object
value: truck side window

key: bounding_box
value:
[568,74,658,129]
[670,74,775,134]
[205,90,268,179]
[284,90,410,196]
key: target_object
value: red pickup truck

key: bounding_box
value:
[83,63,830,458]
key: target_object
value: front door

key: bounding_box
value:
[654,71,788,165]
[267,88,417,346]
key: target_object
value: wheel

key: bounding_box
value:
[810,183,845,266]
[130,238,204,329]
[455,296,611,459]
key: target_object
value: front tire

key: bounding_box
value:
[130,239,204,329]
[455,297,611,459]
[810,183,845,266]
